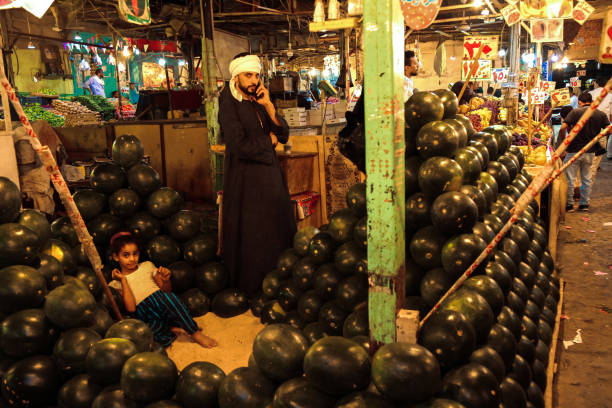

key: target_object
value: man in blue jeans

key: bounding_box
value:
[558,91,610,211]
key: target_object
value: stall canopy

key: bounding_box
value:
[0,0,54,18]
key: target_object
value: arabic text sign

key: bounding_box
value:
[572,0,595,25]
[491,68,509,83]
[570,77,581,87]
[538,80,556,94]
[551,88,571,108]
[463,36,499,60]
[461,59,492,81]
[599,8,612,64]
[501,3,521,26]
[400,0,442,31]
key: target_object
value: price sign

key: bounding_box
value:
[463,36,499,60]
[600,8,612,64]
[572,0,595,25]
[531,91,547,105]
[570,77,581,87]
[577,69,586,76]
[492,68,509,83]
[537,80,556,96]
[551,88,571,108]
[501,3,521,26]
[461,59,492,81]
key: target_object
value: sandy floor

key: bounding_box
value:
[166,311,265,374]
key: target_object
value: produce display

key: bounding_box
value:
[23,103,65,127]
[51,99,102,127]
[0,107,560,407]
[73,95,116,121]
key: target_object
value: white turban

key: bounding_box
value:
[229,54,261,79]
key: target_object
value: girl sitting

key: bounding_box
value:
[108,231,217,348]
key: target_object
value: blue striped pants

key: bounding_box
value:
[136,290,199,347]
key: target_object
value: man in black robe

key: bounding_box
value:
[218,53,296,297]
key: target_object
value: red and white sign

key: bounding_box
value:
[576,69,586,76]
[551,88,571,108]
[463,36,499,60]
[599,8,612,64]
[531,91,547,105]
[400,0,441,31]
[570,77,582,87]
[501,3,521,26]
[461,59,492,81]
[572,0,595,25]
[538,80,556,94]
[491,68,509,83]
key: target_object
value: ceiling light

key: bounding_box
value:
[473,0,484,7]
[178,59,186,66]
[74,33,82,41]
[27,41,35,49]
[134,47,140,55]
[562,56,568,63]
[481,8,490,15]
[551,54,559,62]
[498,49,507,57]
[450,55,456,60]
[122,45,131,57]
[158,57,166,67]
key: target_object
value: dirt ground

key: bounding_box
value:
[554,159,612,407]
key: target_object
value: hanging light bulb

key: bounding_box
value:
[134,47,140,55]
[108,53,116,65]
[178,59,186,66]
[122,45,131,57]
[309,67,317,77]
[481,8,490,15]
[551,54,559,62]
[27,41,35,49]
[347,0,362,16]
[473,0,484,7]
[158,57,166,67]
[498,48,507,57]
[74,33,82,40]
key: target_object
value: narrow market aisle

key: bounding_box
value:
[554,160,612,408]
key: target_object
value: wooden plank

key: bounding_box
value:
[545,278,565,408]
[113,124,163,180]
[309,17,358,32]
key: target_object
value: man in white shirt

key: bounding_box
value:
[404,50,419,102]
[569,87,579,109]
[589,76,612,159]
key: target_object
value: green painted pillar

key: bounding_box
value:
[364,0,406,346]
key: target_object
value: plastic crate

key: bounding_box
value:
[18,95,44,105]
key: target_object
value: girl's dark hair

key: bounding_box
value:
[110,231,140,255]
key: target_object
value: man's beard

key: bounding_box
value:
[238,82,258,96]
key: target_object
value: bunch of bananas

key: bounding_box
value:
[519,145,548,166]
[468,97,485,111]
[470,108,492,129]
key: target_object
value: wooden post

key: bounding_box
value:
[458,44,485,103]
[364,0,405,347]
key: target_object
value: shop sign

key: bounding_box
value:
[530,18,564,42]
[537,80,556,94]
[491,68,509,83]
[599,8,612,64]
[118,0,151,25]
[551,88,571,108]
[576,69,586,77]
[400,0,441,31]
[461,59,492,81]
[463,36,499,60]
[570,77,581,87]
[530,91,547,105]
[519,0,572,19]
[572,0,595,25]
[501,4,521,26]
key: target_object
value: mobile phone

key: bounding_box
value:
[255,81,264,99]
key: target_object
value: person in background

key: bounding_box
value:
[559,92,610,212]
[493,89,502,98]
[404,50,419,102]
[129,82,140,105]
[588,76,612,159]
[475,87,484,97]
[569,87,579,109]
[84,69,105,97]
[451,81,476,106]
[487,86,494,96]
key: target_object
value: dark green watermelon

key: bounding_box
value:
[125,212,161,241]
[127,164,162,196]
[0,177,21,223]
[418,310,476,372]
[441,363,501,408]
[260,300,288,324]
[440,234,487,279]
[318,301,348,335]
[532,360,547,392]
[472,221,495,242]
[74,188,107,222]
[293,257,318,289]
[167,210,201,242]
[433,89,459,119]
[272,377,336,408]
[353,217,367,249]
[500,237,522,266]
[406,156,423,197]
[508,146,525,169]
[517,335,536,365]
[262,269,286,299]
[471,131,499,160]
[250,295,266,317]
[412,398,468,408]
[486,161,511,190]
[304,336,371,395]
[146,187,184,219]
[346,183,366,217]
[500,376,527,408]
[183,233,217,265]
[109,188,141,218]
[441,288,494,344]
[328,209,359,243]
[112,134,144,168]
[88,213,123,246]
[334,241,364,276]
[168,261,195,293]
[88,304,114,336]
[335,274,368,312]
[218,367,276,408]
[416,121,459,158]
[508,354,532,389]
[297,290,323,323]
[284,311,306,330]
[453,114,476,137]
[420,267,452,308]
[17,209,51,245]
[0,265,47,314]
[195,261,227,295]
[468,140,490,168]
[313,264,342,300]
[253,324,309,381]
[293,226,320,256]
[431,192,478,236]
[51,216,79,247]
[406,259,426,296]
[498,154,519,180]
[483,125,511,155]
[1,355,61,406]
[487,323,517,370]
[90,162,126,194]
[418,157,464,198]
[211,289,249,318]
[406,192,432,230]
[120,352,178,403]
[454,147,483,183]
[0,223,41,267]
[75,266,102,297]
[146,235,181,266]
[504,184,522,201]
[179,288,210,317]
[91,385,140,408]
[409,226,447,270]
[308,233,337,264]
[105,318,154,352]
[372,342,441,404]
[444,118,468,148]
[469,346,505,383]
[53,328,101,376]
[482,261,511,295]
[0,308,57,358]
[342,308,368,338]
[57,373,103,408]
[175,361,225,408]
[463,275,504,315]
[460,186,487,220]
[406,91,445,129]
[86,338,139,386]
[277,248,301,272]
